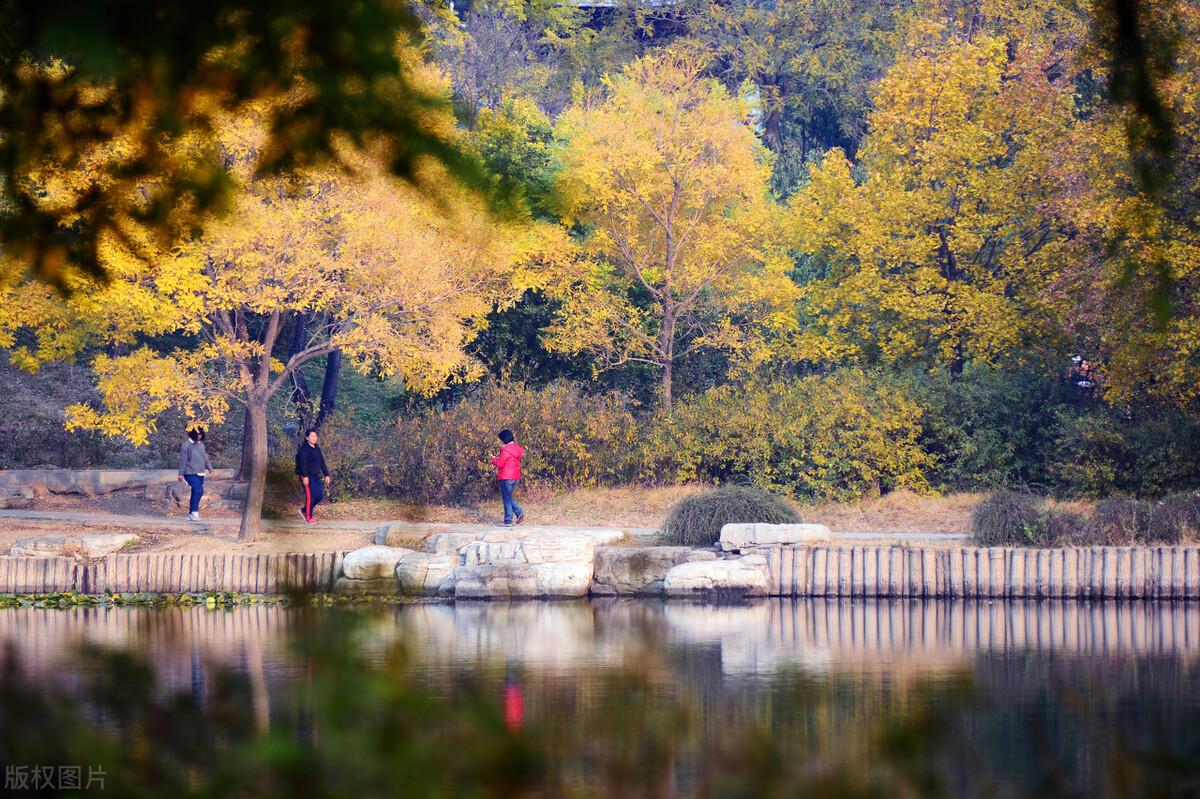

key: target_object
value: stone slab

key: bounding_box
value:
[592,546,718,596]
[720,523,832,552]
[341,545,416,580]
[663,553,771,597]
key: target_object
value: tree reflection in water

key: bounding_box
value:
[1,599,1199,797]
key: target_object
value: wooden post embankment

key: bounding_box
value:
[0,551,346,594]
[763,546,1200,599]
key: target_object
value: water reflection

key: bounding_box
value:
[2,600,1199,796]
[3,599,1198,682]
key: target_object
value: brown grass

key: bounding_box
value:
[799,490,985,535]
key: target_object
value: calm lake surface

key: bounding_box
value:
[3,599,1200,796]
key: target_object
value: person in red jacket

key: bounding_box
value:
[491,429,525,526]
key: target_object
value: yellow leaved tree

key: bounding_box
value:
[1058,0,1200,407]
[546,51,796,410]
[0,59,530,541]
[787,23,1086,370]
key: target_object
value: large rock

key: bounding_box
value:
[0,468,236,499]
[424,529,525,554]
[460,534,597,567]
[452,560,594,599]
[424,526,627,555]
[9,533,138,558]
[719,523,831,552]
[591,547,718,596]
[333,576,401,596]
[159,479,247,510]
[8,535,71,557]
[78,534,139,558]
[663,553,771,597]
[341,545,416,580]
[395,552,459,596]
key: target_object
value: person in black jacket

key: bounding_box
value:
[295,429,331,524]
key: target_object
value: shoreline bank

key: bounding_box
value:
[1,544,1196,600]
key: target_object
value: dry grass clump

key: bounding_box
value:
[1146,492,1200,544]
[970,491,1042,546]
[972,490,1200,547]
[1086,498,1150,545]
[660,485,801,548]
[803,489,981,535]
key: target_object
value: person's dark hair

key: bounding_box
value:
[187,428,204,442]
[305,428,319,440]
[498,429,514,444]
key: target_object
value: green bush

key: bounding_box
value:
[904,364,1069,491]
[644,371,931,500]
[660,485,801,547]
[1047,408,1200,498]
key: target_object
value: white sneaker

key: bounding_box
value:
[188,512,200,522]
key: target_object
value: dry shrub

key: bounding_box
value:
[1041,509,1088,546]
[1086,498,1150,545]
[660,485,800,547]
[382,381,640,503]
[970,491,1042,546]
[1146,492,1200,544]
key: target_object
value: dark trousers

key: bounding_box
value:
[499,479,523,524]
[183,474,204,514]
[301,476,325,519]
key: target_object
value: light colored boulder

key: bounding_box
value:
[451,531,600,597]
[0,468,236,499]
[9,533,138,558]
[341,545,416,580]
[663,553,771,597]
[719,523,831,552]
[8,535,71,557]
[395,552,459,596]
[520,534,598,564]
[451,560,593,599]
[533,561,594,596]
[162,479,247,510]
[424,526,628,555]
[458,539,525,564]
[424,529,526,554]
[333,576,400,596]
[591,547,718,596]
[452,563,540,599]
[77,534,139,558]
[459,534,597,567]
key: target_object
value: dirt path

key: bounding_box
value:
[0,510,379,555]
[0,486,980,556]
[0,506,967,556]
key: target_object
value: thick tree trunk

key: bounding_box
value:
[238,401,270,542]
[236,407,255,481]
[288,314,312,409]
[659,315,675,413]
[315,350,342,429]
[660,360,673,413]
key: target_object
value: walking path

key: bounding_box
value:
[0,508,967,546]
[0,508,379,533]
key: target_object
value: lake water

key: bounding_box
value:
[3,599,1199,796]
